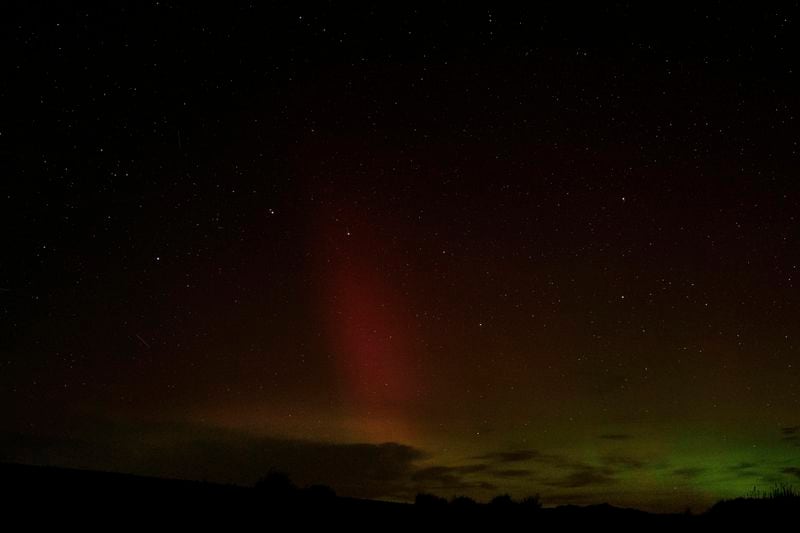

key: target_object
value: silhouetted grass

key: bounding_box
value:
[707,483,800,521]
[744,483,798,500]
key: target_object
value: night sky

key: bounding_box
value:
[2,4,800,512]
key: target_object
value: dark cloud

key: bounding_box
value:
[728,462,760,479]
[453,464,490,474]
[601,455,646,470]
[781,467,800,480]
[781,427,800,445]
[412,466,459,482]
[411,464,489,482]
[473,449,568,467]
[598,434,634,441]
[473,447,639,489]
[545,465,617,489]
[672,467,706,479]
[473,450,543,463]
[493,469,531,479]
[473,443,653,492]
[410,465,497,492]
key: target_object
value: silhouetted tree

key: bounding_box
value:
[520,494,542,510]
[489,493,515,507]
[450,495,478,509]
[254,469,297,500]
[415,492,447,508]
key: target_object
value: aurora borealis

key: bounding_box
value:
[2,4,799,513]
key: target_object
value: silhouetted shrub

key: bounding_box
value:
[254,469,296,499]
[489,493,515,507]
[415,492,448,507]
[450,495,478,509]
[520,494,542,510]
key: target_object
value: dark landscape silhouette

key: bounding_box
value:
[2,462,797,527]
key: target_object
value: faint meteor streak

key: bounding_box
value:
[135,334,151,349]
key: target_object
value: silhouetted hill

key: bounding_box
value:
[1,462,797,528]
[0,462,410,527]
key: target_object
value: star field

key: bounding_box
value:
[1,4,799,512]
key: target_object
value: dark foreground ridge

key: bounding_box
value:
[1,462,797,528]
